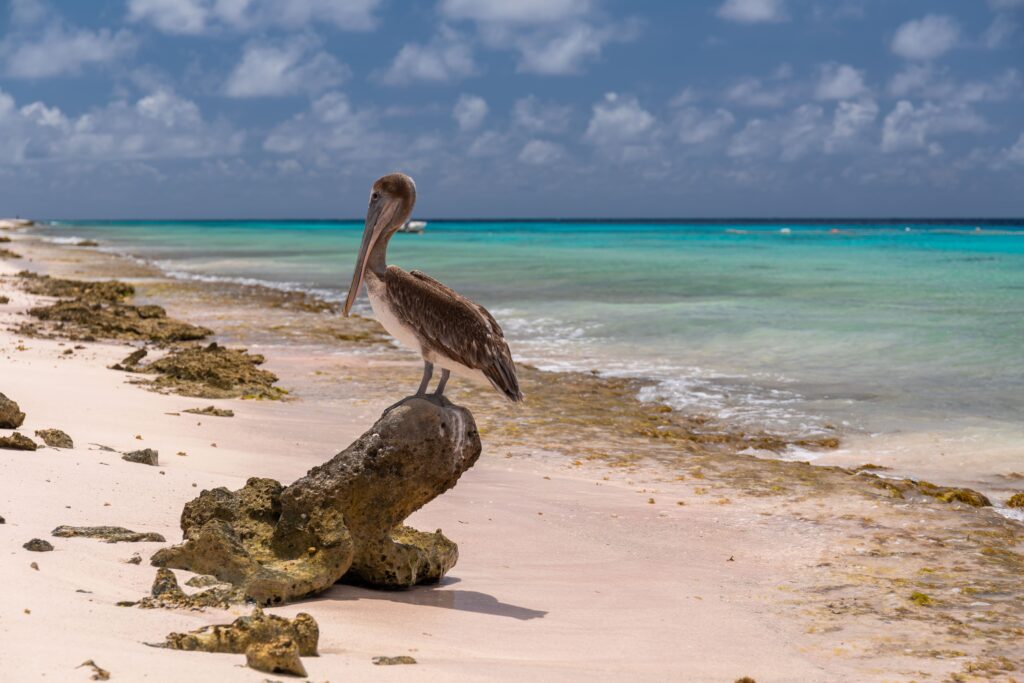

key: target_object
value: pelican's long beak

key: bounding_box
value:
[343,199,387,316]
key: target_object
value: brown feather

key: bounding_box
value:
[384,266,523,402]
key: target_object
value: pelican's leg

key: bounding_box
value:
[433,369,450,397]
[384,361,433,414]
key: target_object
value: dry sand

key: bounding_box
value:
[1,233,1021,682]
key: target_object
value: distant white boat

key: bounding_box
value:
[399,220,426,234]
[779,227,792,234]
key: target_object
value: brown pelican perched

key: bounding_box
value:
[343,173,523,405]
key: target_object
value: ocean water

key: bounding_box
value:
[36,220,1024,464]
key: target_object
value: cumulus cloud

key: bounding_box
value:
[675,107,735,145]
[882,100,988,154]
[584,92,659,160]
[453,94,488,130]
[726,76,792,108]
[888,65,1020,103]
[0,87,241,163]
[513,22,626,75]
[127,0,383,35]
[440,0,592,24]
[891,15,960,61]
[263,92,393,160]
[1,14,135,78]
[814,63,869,100]
[716,0,787,24]
[826,99,878,152]
[380,28,476,85]
[518,139,564,164]
[513,96,572,133]
[225,40,348,97]
[1004,133,1024,163]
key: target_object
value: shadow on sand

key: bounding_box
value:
[319,577,547,621]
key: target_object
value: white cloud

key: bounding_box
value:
[727,119,770,157]
[263,92,392,160]
[726,76,791,107]
[888,65,1020,104]
[225,40,348,97]
[984,14,1018,49]
[716,0,787,23]
[814,63,868,100]
[381,28,476,85]
[2,21,135,78]
[675,107,735,145]
[127,0,382,35]
[453,94,488,131]
[1004,133,1024,163]
[826,99,878,152]
[891,15,960,61]
[882,100,987,154]
[584,93,654,145]
[0,87,241,163]
[514,22,621,75]
[513,96,572,133]
[440,0,591,24]
[518,139,564,164]
[988,0,1024,9]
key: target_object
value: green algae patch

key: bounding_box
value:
[16,271,134,302]
[909,591,936,606]
[136,343,285,400]
[1006,492,1024,508]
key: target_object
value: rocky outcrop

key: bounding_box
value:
[28,300,211,344]
[135,343,285,400]
[124,568,240,610]
[151,398,480,605]
[0,393,26,429]
[159,606,318,657]
[24,538,54,552]
[122,448,159,466]
[52,525,165,543]
[1007,492,1024,508]
[0,432,37,451]
[16,272,134,302]
[35,428,73,448]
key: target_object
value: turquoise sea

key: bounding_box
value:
[36,219,1024,474]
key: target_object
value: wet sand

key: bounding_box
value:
[0,230,1022,682]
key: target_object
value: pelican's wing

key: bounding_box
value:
[384,266,523,402]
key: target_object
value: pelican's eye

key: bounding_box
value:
[371,191,381,202]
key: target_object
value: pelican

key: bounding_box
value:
[343,173,523,405]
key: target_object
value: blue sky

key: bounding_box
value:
[0,0,1021,218]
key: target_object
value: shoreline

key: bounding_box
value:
[1,227,1023,681]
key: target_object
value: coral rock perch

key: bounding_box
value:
[152,397,481,604]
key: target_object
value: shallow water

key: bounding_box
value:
[37,219,1024,475]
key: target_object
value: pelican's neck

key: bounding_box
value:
[365,229,393,276]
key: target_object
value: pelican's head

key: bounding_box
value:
[343,173,417,316]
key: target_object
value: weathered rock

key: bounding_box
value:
[28,300,211,344]
[122,449,159,466]
[0,295,9,304]
[110,348,147,371]
[151,398,480,604]
[0,392,26,428]
[159,606,318,657]
[16,272,134,302]
[0,514,5,524]
[138,343,284,399]
[871,478,992,507]
[35,428,73,449]
[246,636,307,677]
[0,432,37,451]
[24,538,54,552]
[126,553,142,564]
[373,656,417,665]
[1007,492,1024,508]
[185,574,228,588]
[76,240,100,247]
[183,405,235,418]
[0,248,22,259]
[52,525,165,543]
[125,568,241,610]
[0,235,10,243]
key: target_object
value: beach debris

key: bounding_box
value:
[0,514,5,523]
[0,392,26,428]
[122,448,159,466]
[0,248,22,259]
[30,561,39,570]
[23,538,54,552]
[77,659,110,681]
[1006,492,1024,508]
[110,347,147,371]
[126,553,142,564]
[0,295,9,304]
[0,432,38,450]
[52,525,166,543]
[16,272,133,302]
[373,656,417,665]
[35,428,73,449]
[151,398,479,605]
[124,568,241,610]
[134,343,285,400]
[183,405,235,418]
[156,612,316,676]
[89,443,118,452]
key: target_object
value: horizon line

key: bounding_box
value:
[37,216,1024,224]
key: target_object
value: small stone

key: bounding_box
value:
[0,432,37,451]
[0,514,5,523]
[30,562,39,570]
[183,406,235,418]
[373,656,417,665]
[126,553,142,565]
[246,637,307,677]
[122,448,159,466]
[24,538,54,552]
[52,525,165,543]
[35,428,74,449]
